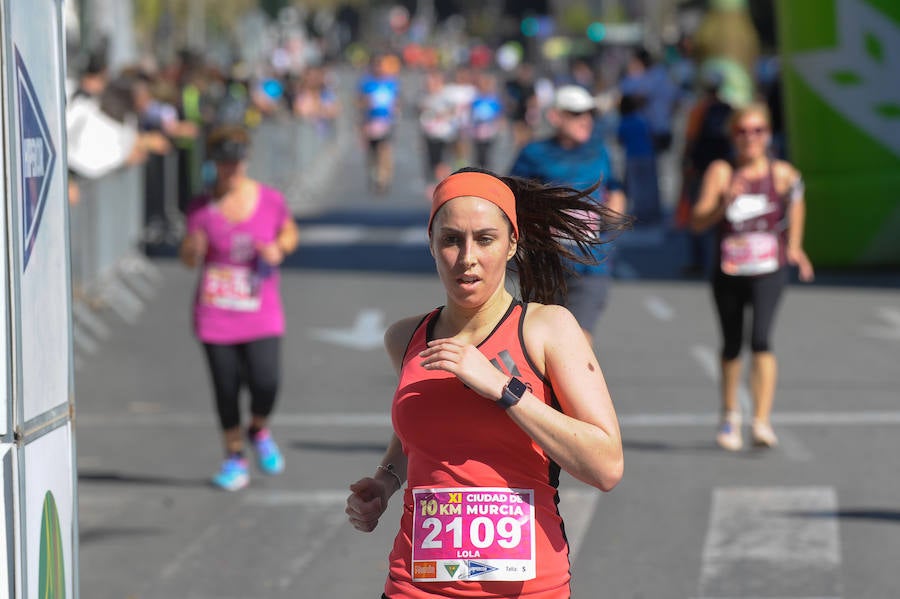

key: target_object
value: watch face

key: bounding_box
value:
[507,377,527,398]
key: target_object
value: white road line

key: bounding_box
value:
[297,225,366,244]
[697,486,841,599]
[76,410,900,428]
[643,295,675,321]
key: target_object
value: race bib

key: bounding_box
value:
[411,487,536,583]
[200,264,261,312]
[721,232,779,276]
[364,118,392,140]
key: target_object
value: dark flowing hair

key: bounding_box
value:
[444,167,632,304]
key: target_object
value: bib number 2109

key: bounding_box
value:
[411,487,536,583]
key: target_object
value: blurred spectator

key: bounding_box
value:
[619,48,679,154]
[677,68,734,277]
[510,85,627,345]
[66,61,165,180]
[617,94,661,225]
[504,62,538,148]
[135,72,197,140]
[292,65,341,138]
[216,63,254,127]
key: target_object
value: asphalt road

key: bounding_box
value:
[75,101,900,599]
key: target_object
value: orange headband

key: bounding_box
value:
[429,172,518,237]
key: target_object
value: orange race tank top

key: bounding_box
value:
[386,300,571,599]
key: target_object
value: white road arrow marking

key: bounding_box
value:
[863,306,900,340]
[310,308,387,350]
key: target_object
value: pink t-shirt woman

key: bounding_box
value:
[186,184,289,344]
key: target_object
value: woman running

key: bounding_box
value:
[179,125,299,490]
[692,103,814,451]
[346,168,626,598]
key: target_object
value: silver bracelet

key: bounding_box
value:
[376,463,403,490]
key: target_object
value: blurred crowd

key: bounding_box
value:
[64,42,343,240]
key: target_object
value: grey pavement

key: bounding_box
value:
[74,89,900,599]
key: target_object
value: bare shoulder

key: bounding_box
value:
[708,159,733,178]
[703,159,733,190]
[525,302,578,327]
[384,313,430,370]
[772,159,801,192]
[522,303,583,347]
[773,160,800,181]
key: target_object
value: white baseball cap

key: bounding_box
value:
[554,85,596,112]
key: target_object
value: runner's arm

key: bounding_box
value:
[511,305,623,491]
[782,163,814,282]
[691,160,730,232]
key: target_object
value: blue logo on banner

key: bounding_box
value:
[15,46,56,270]
[466,561,498,578]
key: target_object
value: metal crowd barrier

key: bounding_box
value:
[69,160,161,331]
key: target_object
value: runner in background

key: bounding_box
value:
[357,54,400,194]
[691,103,813,452]
[469,71,505,170]
[345,168,625,599]
[418,69,457,186]
[504,62,538,149]
[442,66,478,169]
[179,125,299,490]
[509,85,627,346]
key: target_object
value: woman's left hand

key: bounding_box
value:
[256,241,285,266]
[787,247,814,282]
[420,338,507,402]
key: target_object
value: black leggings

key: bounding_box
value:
[713,268,787,360]
[202,337,281,431]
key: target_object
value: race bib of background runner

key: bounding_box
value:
[364,118,392,140]
[411,487,536,583]
[721,232,779,276]
[200,264,261,312]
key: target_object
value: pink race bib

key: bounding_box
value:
[721,232,779,276]
[200,264,261,312]
[411,487,536,583]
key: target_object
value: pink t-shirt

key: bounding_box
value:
[186,184,289,344]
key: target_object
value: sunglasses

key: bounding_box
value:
[734,126,768,137]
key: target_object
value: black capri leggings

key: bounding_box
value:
[202,336,281,431]
[712,268,787,360]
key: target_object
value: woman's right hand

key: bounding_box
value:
[179,230,207,267]
[346,477,391,533]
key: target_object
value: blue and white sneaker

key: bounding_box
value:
[212,456,249,491]
[250,428,285,475]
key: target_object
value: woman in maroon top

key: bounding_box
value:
[692,103,814,451]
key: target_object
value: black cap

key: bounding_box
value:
[208,138,248,163]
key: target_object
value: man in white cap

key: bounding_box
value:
[509,85,627,345]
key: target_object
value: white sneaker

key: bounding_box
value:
[716,412,743,451]
[751,420,778,448]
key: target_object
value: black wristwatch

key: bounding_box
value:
[498,377,527,409]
